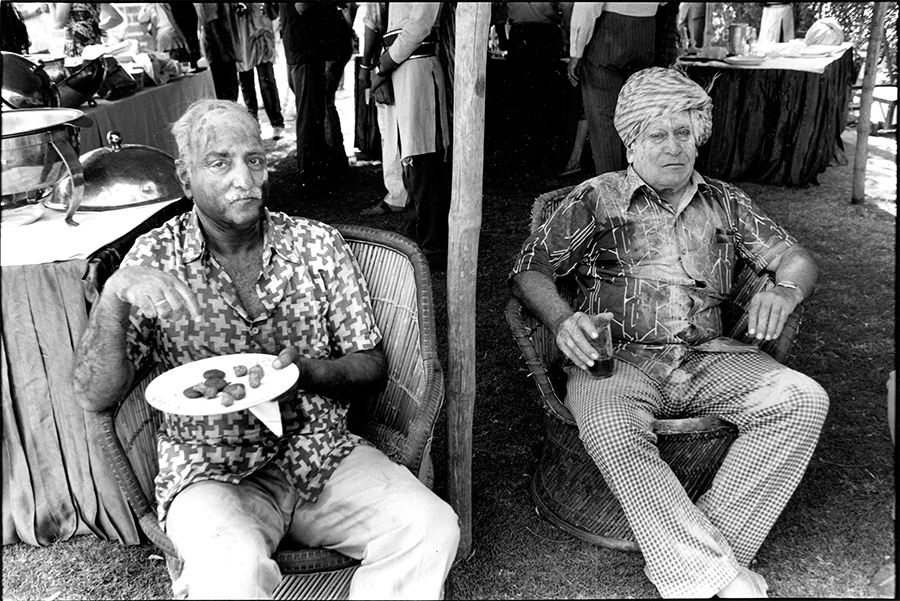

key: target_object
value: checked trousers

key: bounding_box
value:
[564,350,829,598]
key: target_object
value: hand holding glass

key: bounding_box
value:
[587,314,614,378]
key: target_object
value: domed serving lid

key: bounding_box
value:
[47,131,184,211]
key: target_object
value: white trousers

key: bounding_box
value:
[165,445,460,600]
[377,102,410,209]
[759,4,795,44]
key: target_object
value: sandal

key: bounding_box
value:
[360,200,406,216]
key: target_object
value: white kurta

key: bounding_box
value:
[371,2,449,159]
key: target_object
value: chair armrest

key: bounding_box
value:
[505,297,575,425]
[86,408,178,558]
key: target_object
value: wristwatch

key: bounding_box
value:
[775,280,803,299]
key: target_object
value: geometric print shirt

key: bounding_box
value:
[510,167,796,382]
[120,207,382,526]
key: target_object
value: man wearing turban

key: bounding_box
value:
[509,67,828,598]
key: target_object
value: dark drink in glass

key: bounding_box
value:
[587,314,614,379]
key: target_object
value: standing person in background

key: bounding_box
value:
[138,3,188,62]
[759,2,794,44]
[168,2,202,69]
[677,2,707,51]
[196,3,240,101]
[364,2,451,270]
[14,3,52,54]
[2,2,31,55]
[53,3,122,57]
[280,2,333,194]
[359,2,410,217]
[493,2,566,167]
[324,3,355,177]
[233,2,285,141]
[567,2,659,176]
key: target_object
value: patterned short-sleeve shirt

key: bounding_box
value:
[510,168,796,382]
[120,207,382,524]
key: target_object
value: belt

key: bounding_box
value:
[383,29,438,58]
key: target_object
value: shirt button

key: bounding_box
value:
[250,326,259,335]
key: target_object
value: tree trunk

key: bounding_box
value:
[446,1,489,564]
[851,1,888,204]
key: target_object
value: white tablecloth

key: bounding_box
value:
[77,69,215,156]
[0,200,178,266]
[679,42,852,75]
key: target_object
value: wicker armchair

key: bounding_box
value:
[84,224,445,599]
[505,186,802,552]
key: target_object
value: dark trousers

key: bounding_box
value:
[581,12,655,175]
[324,36,353,172]
[402,153,448,264]
[238,62,284,128]
[210,61,239,101]
[288,60,326,185]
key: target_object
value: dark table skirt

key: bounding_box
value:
[683,48,853,187]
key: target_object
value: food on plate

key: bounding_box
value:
[248,364,265,388]
[233,364,249,377]
[183,386,204,399]
[222,383,246,400]
[204,377,228,392]
[203,369,227,380]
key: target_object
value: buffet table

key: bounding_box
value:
[2,198,189,547]
[679,44,854,186]
[77,68,215,156]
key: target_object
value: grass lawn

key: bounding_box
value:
[2,128,894,599]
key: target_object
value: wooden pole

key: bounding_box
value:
[851,1,888,204]
[704,2,714,48]
[447,1,489,563]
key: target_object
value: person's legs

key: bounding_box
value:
[289,60,326,187]
[581,61,626,176]
[256,61,284,128]
[565,361,743,598]
[324,42,351,173]
[238,68,260,120]
[286,445,460,600]
[375,103,409,210]
[664,350,829,567]
[401,152,448,266]
[165,462,298,599]
[210,60,239,101]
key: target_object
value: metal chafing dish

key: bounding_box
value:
[1,108,92,226]
[47,131,183,212]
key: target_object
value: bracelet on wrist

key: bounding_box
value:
[775,280,803,299]
[360,64,373,70]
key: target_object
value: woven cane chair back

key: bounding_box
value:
[506,185,802,551]
[87,224,444,598]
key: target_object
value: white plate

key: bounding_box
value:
[1,205,45,227]
[724,56,767,66]
[145,353,299,416]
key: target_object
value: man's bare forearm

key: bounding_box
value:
[73,292,137,412]
[770,244,819,301]
[510,270,575,336]
[293,346,387,404]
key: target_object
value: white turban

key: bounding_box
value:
[614,67,713,149]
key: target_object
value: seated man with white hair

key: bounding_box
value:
[73,98,459,600]
[509,67,829,598]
